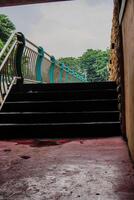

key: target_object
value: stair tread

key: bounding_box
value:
[0,122,120,125]
[13,82,116,87]
[5,99,117,103]
[0,111,119,114]
[11,89,117,93]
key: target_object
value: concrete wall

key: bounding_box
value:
[109,0,126,136]
[121,0,134,159]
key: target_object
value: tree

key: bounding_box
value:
[58,57,77,67]
[58,49,109,82]
[80,49,109,81]
[0,14,15,44]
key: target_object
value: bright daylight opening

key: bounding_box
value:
[0,0,113,82]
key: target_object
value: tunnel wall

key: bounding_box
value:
[121,0,134,160]
[109,0,126,136]
[111,0,134,160]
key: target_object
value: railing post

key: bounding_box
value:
[16,32,25,85]
[49,56,56,83]
[36,46,44,82]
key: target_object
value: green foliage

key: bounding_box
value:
[58,57,82,73]
[58,57,77,69]
[58,49,109,82]
[0,39,4,50]
[0,15,16,66]
[0,14,15,44]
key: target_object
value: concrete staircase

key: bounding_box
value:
[0,81,121,139]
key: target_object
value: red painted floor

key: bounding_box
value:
[0,137,134,200]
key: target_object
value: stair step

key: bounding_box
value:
[12,81,117,93]
[0,122,121,139]
[0,111,119,123]
[0,81,120,139]
[2,99,118,112]
[8,89,117,101]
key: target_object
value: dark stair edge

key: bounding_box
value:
[11,81,117,92]
[0,122,121,139]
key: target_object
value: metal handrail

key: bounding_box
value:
[0,32,87,102]
[0,41,16,71]
[0,31,16,59]
[25,38,86,82]
[0,33,18,109]
[0,31,87,108]
[26,38,51,58]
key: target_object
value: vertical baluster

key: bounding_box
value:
[12,45,16,78]
[0,74,2,104]
[26,48,31,79]
[34,52,38,80]
[22,47,27,78]
[7,54,11,86]
[31,50,36,80]
[1,68,6,97]
[30,48,35,79]
[5,58,9,89]
[28,48,32,79]
[31,50,35,79]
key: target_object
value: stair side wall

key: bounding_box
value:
[121,0,134,160]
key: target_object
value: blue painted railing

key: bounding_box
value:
[0,32,87,109]
[36,46,44,82]
[23,36,87,83]
[0,32,87,89]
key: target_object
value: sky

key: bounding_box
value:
[0,0,113,58]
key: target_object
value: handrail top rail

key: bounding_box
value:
[25,38,51,58]
[0,41,16,72]
[0,31,16,60]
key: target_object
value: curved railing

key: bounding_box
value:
[0,32,25,108]
[0,32,87,108]
[22,38,86,83]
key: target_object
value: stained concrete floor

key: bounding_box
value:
[0,137,134,200]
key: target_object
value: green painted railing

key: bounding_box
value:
[0,31,87,107]
[0,31,87,108]
[23,34,87,83]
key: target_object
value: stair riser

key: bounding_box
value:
[0,112,119,123]
[12,82,117,92]
[0,123,121,139]
[8,90,117,101]
[2,101,118,112]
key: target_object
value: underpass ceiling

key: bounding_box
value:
[0,0,71,7]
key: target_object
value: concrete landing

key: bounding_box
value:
[0,137,134,200]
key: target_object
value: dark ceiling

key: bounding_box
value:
[0,0,71,7]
